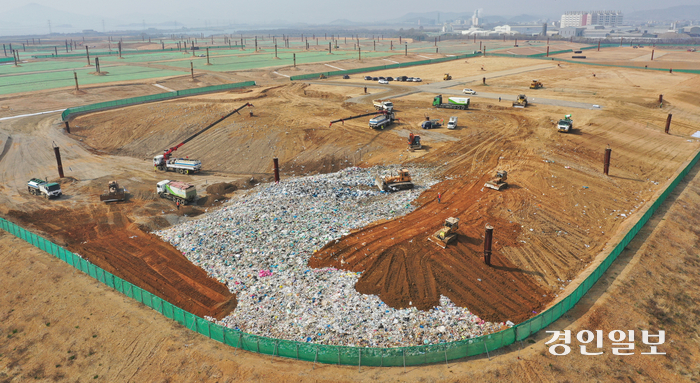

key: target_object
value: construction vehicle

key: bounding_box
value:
[100,180,126,202]
[375,169,414,192]
[407,133,422,151]
[432,95,469,110]
[156,180,197,205]
[27,178,62,199]
[557,114,573,132]
[319,74,327,79]
[443,73,452,80]
[530,79,543,89]
[153,102,253,174]
[421,115,443,129]
[428,217,460,248]
[447,116,458,130]
[512,94,528,108]
[484,171,508,191]
[372,99,394,112]
[369,112,397,130]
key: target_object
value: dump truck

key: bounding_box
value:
[484,171,508,191]
[557,114,573,132]
[100,180,126,202]
[375,169,414,192]
[530,79,543,89]
[513,94,528,108]
[428,217,460,248]
[369,112,396,130]
[432,95,469,110]
[156,180,197,205]
[27,178,62,199]
[407,133,422,151]
[373,99,394,112]
[443,73,452,80]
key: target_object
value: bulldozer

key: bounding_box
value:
[484,171,508,191]
[428,217,460,248]
[375,169,414,192]
[513,94,528,108]
[100,180,126,202]
[443,73,452,81]
[319,74,327,79]
[407,133,422,151]
[530,79,543,89]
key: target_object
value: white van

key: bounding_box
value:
[447,116,458,130]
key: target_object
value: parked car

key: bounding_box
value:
[463,88,477,95]
[343,75,350,79]
[364,76,373,80]
[372,77,379,81]
[378,79,389,84]
[414,77,422,82]
[406,77,415,82]
[386,76,394,81]
[400,76,408,82]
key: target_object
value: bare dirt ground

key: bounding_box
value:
[553,46,700,70]
[2,48,700,381]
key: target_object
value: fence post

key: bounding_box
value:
[403,349,406,372]
[358,349,361,372]
[484,341,490,360]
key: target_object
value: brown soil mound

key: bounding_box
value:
[6,204,236,320]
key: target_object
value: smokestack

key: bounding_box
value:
[273,158,280,183]
[665,113,672,134]
[604,146,611,175]
[484,225,493,266]
[53,143,64,178]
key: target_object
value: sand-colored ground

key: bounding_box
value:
[2,48,700,381]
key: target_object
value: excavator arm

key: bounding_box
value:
[162,102,253,159]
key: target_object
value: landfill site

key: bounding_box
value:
[2,36,700,381]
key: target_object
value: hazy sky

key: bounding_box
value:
[0,0,696,32]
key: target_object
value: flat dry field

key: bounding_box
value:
[1,48,700,381]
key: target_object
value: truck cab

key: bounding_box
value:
[447,116,458,129]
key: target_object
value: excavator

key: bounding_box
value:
[375,169,414,192]
[428,217,460,248]
[100,180,126,202]
[407,133,422,151]
[443,73,452,80]
[484,171,508,191]
[153,102,253,172]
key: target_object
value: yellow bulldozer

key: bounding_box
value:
[319,74,327,79]
[375,169,414,192]
[100,180,126,202]
[484,171,508,191]
[513,94,528,108]
[443,73,452,80]
[530,79,543,89]
[428,217,460,248]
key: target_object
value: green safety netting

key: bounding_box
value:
[61,81,256,121]
[3,98,700,367]
[32,45,245,59]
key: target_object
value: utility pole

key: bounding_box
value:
[74,71,79,91]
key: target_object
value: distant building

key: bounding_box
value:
[560,27,585,37]
[560,11,623,28]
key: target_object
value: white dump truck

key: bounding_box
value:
[153,155,202,174]
[373,99,394,112]
[27,178,62,199]
[369,112,396,130]
[156,180,197,205]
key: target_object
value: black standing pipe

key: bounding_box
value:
[293,53,296,67]
[64,121,70,134]
[54,46,57,56]
[95,57,100,73]
[86,46,90,66]
[53,145,64,178]
[273,158,280,183]
[74,71,79,91]
[3,44,6,57]
[118,41,122,58]
[190,61,194,79]
[604,147,611,175]
[546,46,549,57]
[658,94,663,104]
[484,225,493,266]
[665,114,672,134]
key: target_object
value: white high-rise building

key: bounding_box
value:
[560,11,623,28]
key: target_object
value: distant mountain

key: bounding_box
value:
[327,19,361,26]
[626,5,700,21]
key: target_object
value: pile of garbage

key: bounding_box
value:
[156,166,506,347]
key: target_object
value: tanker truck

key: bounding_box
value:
[156,180,197,205]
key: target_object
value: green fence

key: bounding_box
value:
[0,57,14,63]
[2,146,699,366]
[32,45,245,59]
[289,52,482,81]
[61,81,256,121]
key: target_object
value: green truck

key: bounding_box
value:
[432,95,470,110]
[156,180,197,205]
